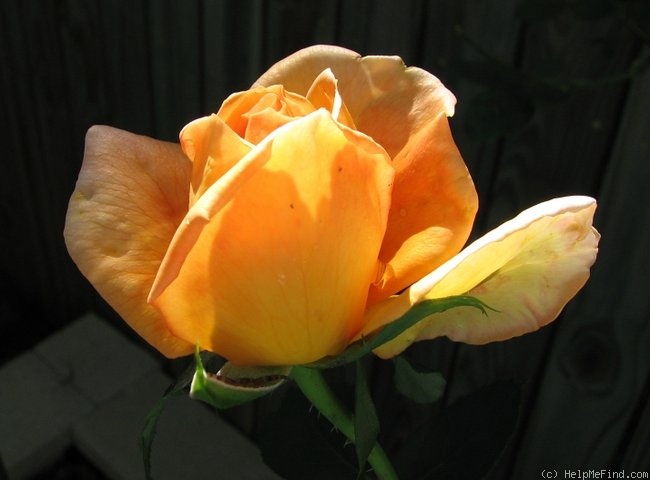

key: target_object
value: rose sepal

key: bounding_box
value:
[306,295,492,369]
[190,347,291,409]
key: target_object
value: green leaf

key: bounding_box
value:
[259,387,359,480]
[308,296,492,368]
[190,348,290,409]
[354,361,380,478]
[394,356,446,404]
[394,380,521,480]
[140,356,198,480]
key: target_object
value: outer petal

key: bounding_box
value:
[64,126,194,358]
[255,45,477,301]
[369,112,477,302]
[254,46,457,146]
[152,110,394,366]
[366,196,599,358]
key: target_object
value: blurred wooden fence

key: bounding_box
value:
[2,0,649,478]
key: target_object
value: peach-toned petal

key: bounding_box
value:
[366,196,599,358]
[217,85,315,143]
[306,68,356,128]
[180,114,252,205]
[368,112,478,302]
[152,110,394,365]
[64,126,194,358]
[217,86,280,137]
[255,45,477,301]
[149,124,277,302]
[244,108,300,145]
[253,45,456,156]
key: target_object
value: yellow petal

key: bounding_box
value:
[64,126,194,358]
[180,114,252,206]
[152,110,394,366]
[367,196,599,358]
[255,45,477,301]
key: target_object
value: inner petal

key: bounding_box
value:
[218,85,315,143]
[180,114,252,206]
[306,68,356,129]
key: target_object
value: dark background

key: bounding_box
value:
[2,0,649,478]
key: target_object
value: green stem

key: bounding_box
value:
[291,366,399,480]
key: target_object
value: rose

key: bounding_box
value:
[64,45,599,366]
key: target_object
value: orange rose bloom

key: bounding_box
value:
[64,45,598,366]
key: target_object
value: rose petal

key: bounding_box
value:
[64,126,194,358]
[217,85,315,143]
[306,68,356,128]
[152,110,394,365]
[369,112,478,302]
[149,122,277,302]
[366,196,599,358]
[253,45,456,156]
[255,45,477,301]
[180,114,252,206]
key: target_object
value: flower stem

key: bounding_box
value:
[291,366,399,480]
